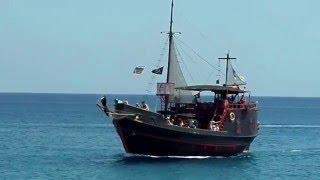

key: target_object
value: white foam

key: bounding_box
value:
[127,154,211,159]
[243,149,250,153]
[290,149,302,152]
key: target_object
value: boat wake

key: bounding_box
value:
[127,154,212,159]
[125,153,252,159]
[149,155,213,159]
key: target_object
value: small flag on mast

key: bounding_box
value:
[151,66,164,75]
[133,66,145,75]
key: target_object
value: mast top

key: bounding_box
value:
[219,52,237,87]
[218,52,237,61]
[169,0,174,35]
[166,0,175,83]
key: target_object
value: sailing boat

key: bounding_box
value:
[97,0,259,156]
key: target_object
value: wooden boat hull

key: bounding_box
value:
[113,117,256,156]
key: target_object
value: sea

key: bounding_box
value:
[0,93,320,180]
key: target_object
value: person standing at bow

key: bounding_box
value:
[141,101,149,111]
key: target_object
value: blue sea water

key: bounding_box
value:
[0,93,320,179]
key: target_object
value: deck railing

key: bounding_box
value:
[228,103,257,109]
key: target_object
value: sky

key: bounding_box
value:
[1,0,320,97]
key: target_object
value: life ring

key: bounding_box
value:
[229,112,236,121]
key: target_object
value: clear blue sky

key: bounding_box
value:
[1,0,319,97]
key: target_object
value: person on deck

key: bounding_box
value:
[166,116,174,125]
[239,94,245,104]
[100,95,109,113]
[100,95,106,106]
[193,92,200,103]
[141,101,149,111]
[228,95,236,103]
[239,94,246,108]
[123,99,129,105]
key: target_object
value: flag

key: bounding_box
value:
[133,66,145,75]
[151,66,164,75]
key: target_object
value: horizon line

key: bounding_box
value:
[1,91,320,98]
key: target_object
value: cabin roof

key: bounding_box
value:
[175,85,245,94]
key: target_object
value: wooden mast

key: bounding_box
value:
[165,0,174,111]
[166,0,174,83]
[219,52,236,87]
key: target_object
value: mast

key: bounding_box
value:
[166,0,174,83]
[165,0,174,111]
[218,52,236,86]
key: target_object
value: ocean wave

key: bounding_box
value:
[260,106,320,109]
[261,124,320,128]
[290,149,302,152]
[0,128,12,132]
[0,123,113,128]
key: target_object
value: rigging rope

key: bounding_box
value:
[174,9,226,84]
[175,40,201,64]
[174,40,206,83]
[205,69,217,84]
[175,10,215,47]
[175,37,222,74]
[205,58,223,84]
[143,37,169,103]
[175,43,195,83]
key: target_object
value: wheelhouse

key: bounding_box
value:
[159,85,257,130]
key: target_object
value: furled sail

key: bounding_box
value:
[167,39,193,103]
[226,62,246,86]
